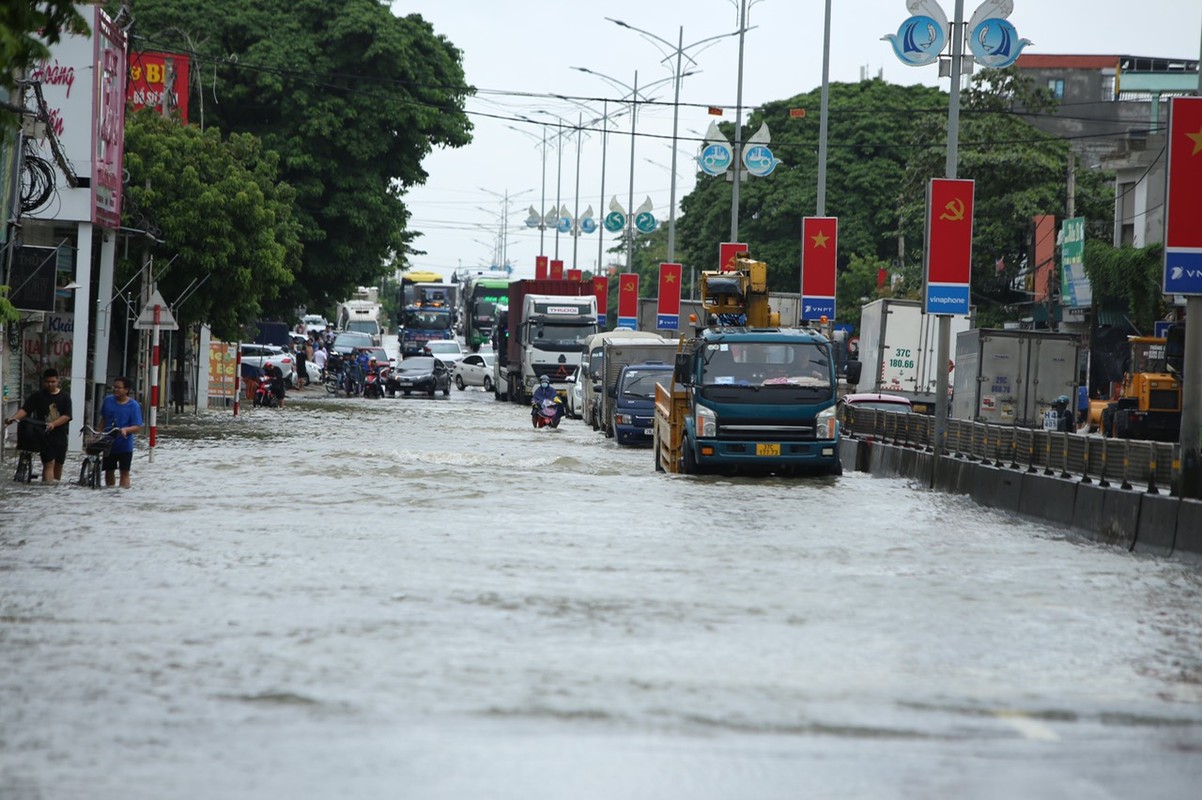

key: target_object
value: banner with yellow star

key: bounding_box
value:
[801,217,837,322]
[535,255,548,280]
[617,273,639,330]
[657,263,683,330]
[593,276,608,327]
[1165,97,1202,295]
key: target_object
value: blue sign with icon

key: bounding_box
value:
[883,15,946,66]
[802,297,835,323]
[742,144,780,177]
[580,217,597,235]
[1164,251,1202,295]
[698,142,733,177]
[634,211,657,234]
[604,211,625,233]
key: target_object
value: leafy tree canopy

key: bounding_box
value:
[1083,240,1166,333]
[121,111,301,340]
[114,0,473,314]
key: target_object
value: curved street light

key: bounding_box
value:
[606,18,741,261]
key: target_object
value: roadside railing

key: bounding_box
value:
[840,407,1178,490]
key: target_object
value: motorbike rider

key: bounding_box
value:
[531,374,563,423]
[1050,394,1073,432]
[262,361,287,407]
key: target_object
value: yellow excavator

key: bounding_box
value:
[1102,323,1184,442]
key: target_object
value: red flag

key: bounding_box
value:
[567,269,583,282]
[593,276,608,319]
[549,259,564,280]
[719,242,747,272]
[535,255,548,280]
[656,263,682,329]
[925,178,975,285]
[801,217,837,297]
[617,273,639,321]
[1166,96,1202,250]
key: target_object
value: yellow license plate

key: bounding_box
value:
[756,443,781,456]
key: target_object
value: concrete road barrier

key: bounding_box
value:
[1100,489,1143,551]
[1019,473,1078,528]
[1134,494,1179,557]
[1072,483,1108,536]
[970,465,1023,513]
[1174,500,1202,565]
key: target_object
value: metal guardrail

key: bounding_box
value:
[840,408,1180,490]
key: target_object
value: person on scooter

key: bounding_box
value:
[531,374,563,425]
[263,361,286,407]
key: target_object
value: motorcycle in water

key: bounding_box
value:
[363,366,386,399]
[532,396,565,429]
[253,376,280,408]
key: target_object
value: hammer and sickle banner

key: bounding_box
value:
[617,273,639,330]
[719,241,747,272]
[657,263,682,330]
[535,255,549,280]
[923,178,974,316]
[593,276,609,327]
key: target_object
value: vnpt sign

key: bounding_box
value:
[1163,96,1202,296]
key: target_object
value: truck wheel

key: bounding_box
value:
[681,440,698,475]
[653,430,665,472]
[1114,409,1130,439]
[605,417,614,438]
[826,458,844,477]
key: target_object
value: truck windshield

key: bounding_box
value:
[622,370,670,400]
[701,342,831,388]
[532,321,597,348]
[404,311,451,328]
[346,321,378,335]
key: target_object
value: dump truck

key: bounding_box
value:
[652,254,861,475]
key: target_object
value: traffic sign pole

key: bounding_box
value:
[149,305,160,463]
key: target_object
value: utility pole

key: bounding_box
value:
[729,0,748,241]
[1177,19,1202,498]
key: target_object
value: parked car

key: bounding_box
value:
[567,364,584,419]
[837,392,914,414]
[452,352,496,390]
[239,343,296,387]
[331,330,375,355]
[424,339,465,368]
[390,356,451,397]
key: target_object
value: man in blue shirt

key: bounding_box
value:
[100,376,144,488]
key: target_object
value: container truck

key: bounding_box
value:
[951,328,1083,427]
[505,280,598,404]
[855,298,973,415]
[652,254,862,475]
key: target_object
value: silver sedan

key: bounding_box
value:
[452,352,496,391]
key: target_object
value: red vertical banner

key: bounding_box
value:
[719,241,748,271]
[1164,96,1202,295]
[567,268,583,282]
[656,263,682,330]
[800,217,837,322]
[593,276,608,326]
[535,255,549,280]
[923,178,974,316]
[617,273,639,329]
[549,259,564,280]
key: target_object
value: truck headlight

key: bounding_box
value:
[817,404,838,440]
[696,404,717,438]
[616,413,633,425]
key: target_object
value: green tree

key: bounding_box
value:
[117,0,473,314]
[678,80,948,294]
[121,111,302,340]
[899,67,1115,326]
[1082,240,1165,333]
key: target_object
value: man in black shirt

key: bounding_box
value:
[4,368,73,482]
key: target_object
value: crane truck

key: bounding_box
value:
[652,254,862,475]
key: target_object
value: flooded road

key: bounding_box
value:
[2,383,1201,799]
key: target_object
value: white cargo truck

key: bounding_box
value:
[855,298,973,414]
[952,328,1082,427]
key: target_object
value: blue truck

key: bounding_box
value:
[612,362,673,446]
[652,256,862,475]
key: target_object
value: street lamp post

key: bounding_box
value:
[479,187,531,271]
[606,19,740,261]
[509,124,552,255]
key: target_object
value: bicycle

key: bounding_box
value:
[79,425,117,489]
[4,418,46,483]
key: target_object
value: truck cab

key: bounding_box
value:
[613,362,673,446]
[657,327,861,475]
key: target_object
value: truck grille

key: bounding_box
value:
[719,423,816,442]
[1149,389,1180,412]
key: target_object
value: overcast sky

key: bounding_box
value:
[390,0,1201,279]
